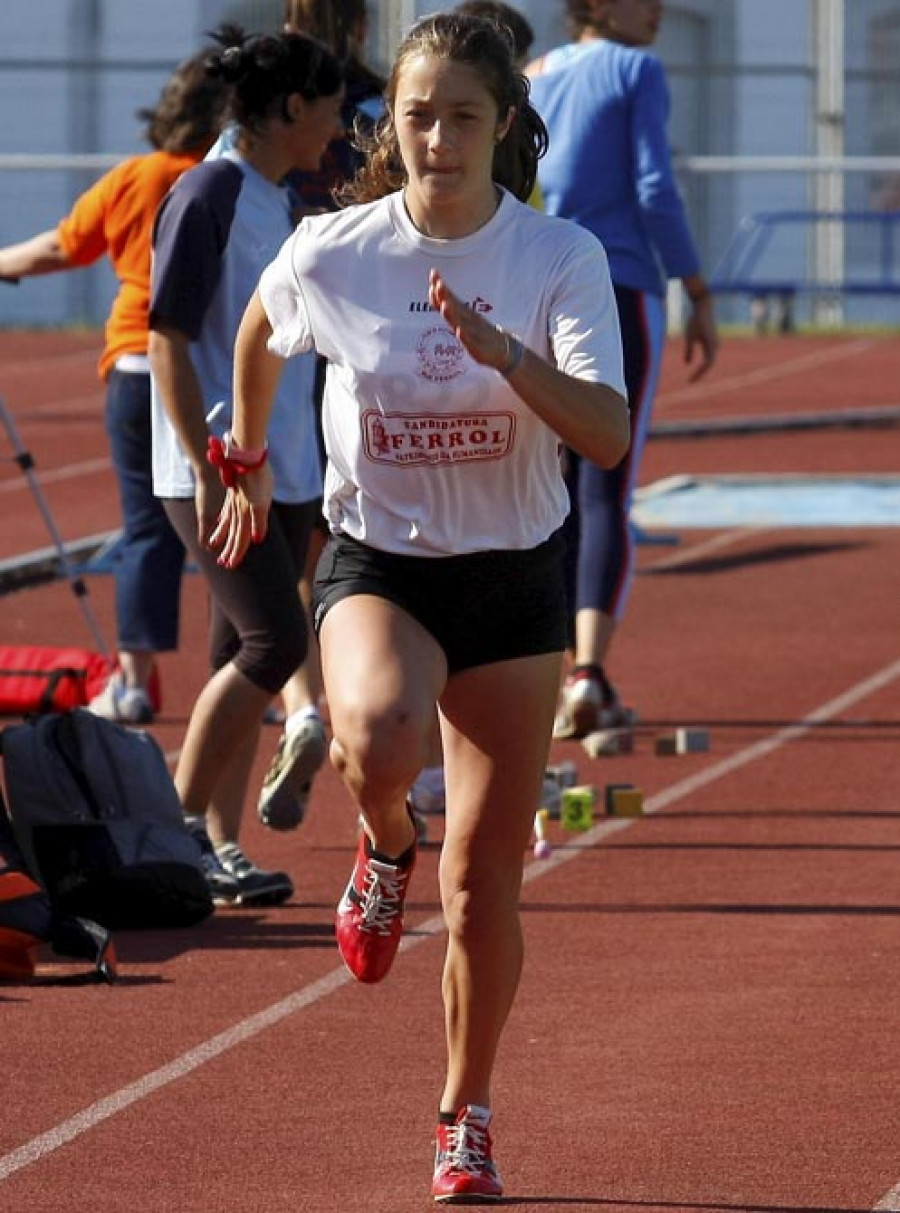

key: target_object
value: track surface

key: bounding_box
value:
[1,330,899,1213]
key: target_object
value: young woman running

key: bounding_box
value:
[211,12,628,1200]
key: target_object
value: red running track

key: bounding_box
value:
[1,331,899,1212]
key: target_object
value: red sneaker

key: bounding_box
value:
[335,819,416,984]
[432,1105,503,1203]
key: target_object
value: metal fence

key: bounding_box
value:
[2,154,899,332]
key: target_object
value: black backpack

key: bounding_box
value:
[0,789,116,982]
[0,709,213,930]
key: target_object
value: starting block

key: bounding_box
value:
[540,760,579,818]
[560,785,596,832]
[582,728,634,758]
[546,759,578,789]
[604,783,644,817]
[654,727,710,756]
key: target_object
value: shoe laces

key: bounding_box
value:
[216,842,255,878]
[264,733,291,784]
[263,719,323,787]
[440,1118,491,1175]
[356,857,406,936]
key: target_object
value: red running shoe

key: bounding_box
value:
[335,817,416,984]
[432,1105,503,1203]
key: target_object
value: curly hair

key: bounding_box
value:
[337,11,547,206]
[136,49,230,154]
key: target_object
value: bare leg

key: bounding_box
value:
[206,721,262,843]
[319,594,446,857]
[117,648,156,690]
[437,650,561,1111]
[279,664,319,718]
[174,661,269,825]
[573,606,616,668]
[280,526,327,718]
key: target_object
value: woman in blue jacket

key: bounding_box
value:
[528,0,719,737]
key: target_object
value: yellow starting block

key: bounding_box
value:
[604,783,644,817]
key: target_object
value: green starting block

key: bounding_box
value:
[560,786,596,832]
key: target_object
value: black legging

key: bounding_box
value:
[163,497,318,695]
[562,283,654,647]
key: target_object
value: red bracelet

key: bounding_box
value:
[207,432,268,488]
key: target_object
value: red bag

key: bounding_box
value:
[0,646,113,716]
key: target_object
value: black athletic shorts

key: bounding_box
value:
[312,530,568,674]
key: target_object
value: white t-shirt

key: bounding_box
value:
[150,154,321,503]
[259,188,625,554]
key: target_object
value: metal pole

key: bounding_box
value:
[67,0,103,327]
[0,395,109,655]
[378,0,418,65]
[813,0,845,327]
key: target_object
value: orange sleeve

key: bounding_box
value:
[53,152,199,378]
[56,161,131,267]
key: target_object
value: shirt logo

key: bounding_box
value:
[407,296,494,315]
[363,410,516,466]
[417,326,466,382]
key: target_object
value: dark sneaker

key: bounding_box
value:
[432,1105,503,1203]
[552,664,636,740]
[258,716,328,831]
[335,811,416,984]
[185,819,241,905]
[214,842,294,907]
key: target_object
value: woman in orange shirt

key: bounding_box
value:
[0,51,228,721]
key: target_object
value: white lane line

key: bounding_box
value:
[655,336,874,408]
[0,458,111,493]
[523,654,900,874]
[16,395,104,418]
[0,350,98,376]
[0,968,353,1181]
[641,526,772,572]
[3,653,900,1186]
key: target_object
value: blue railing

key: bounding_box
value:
[709,210,900,300]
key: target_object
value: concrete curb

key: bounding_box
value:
[0,530,120,596]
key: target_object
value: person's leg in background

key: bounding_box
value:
[408,713,447,817]
[554,287,665,738]
[258,504,329,831]
[163,497,308,907]
[89,366,185,722]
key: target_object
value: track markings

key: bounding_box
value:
[0,457,111,493]
[641,525,773,572]
[2,653,900,1197]
[654,336,874,409]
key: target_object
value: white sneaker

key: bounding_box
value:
[408,765,446,815]
[553,666,636,740]
[87,671,154,724]
[258,715,328,831]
